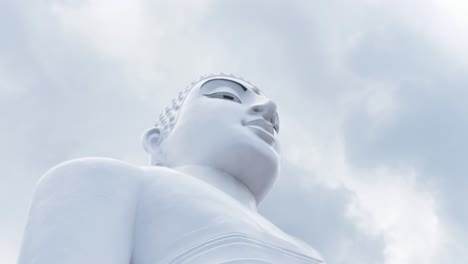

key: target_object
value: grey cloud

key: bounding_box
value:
[343,13,468,262]
[261,162,385,264]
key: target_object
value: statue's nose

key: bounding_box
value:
[249,100,277,120]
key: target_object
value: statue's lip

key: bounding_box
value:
[243,119,276,145]
[243,119,275,136]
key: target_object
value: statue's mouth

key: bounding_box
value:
[243,119,275,135]
[243,119,276,145]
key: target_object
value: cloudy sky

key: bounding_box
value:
[1,0,468,263]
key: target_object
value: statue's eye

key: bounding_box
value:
[205,92,242,104]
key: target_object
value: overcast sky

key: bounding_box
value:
[1,1,468,263]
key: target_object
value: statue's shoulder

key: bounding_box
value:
[40,157,140,181]
[36,158,190,198]
[36,157,143,199]
[21,158,143,263]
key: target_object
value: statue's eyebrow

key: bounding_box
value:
[235,82,248,92]
[201,79,248,94]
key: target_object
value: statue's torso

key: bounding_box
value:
[132,167,324,264]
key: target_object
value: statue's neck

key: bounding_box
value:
[174,165,257,211]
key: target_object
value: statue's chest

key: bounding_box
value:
[134,203,323,264]
[159,231,324,264]
[133,180,324,264]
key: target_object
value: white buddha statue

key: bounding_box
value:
[18,74,325,264]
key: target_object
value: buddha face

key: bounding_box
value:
[147,76,280,202]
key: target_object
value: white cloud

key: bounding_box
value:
[347,168,440,264]
[282,128,441,263]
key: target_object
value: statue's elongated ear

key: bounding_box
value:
[142,127,161,154]
[142,128,167,166]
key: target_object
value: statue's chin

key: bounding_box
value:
[213,142,279,203]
